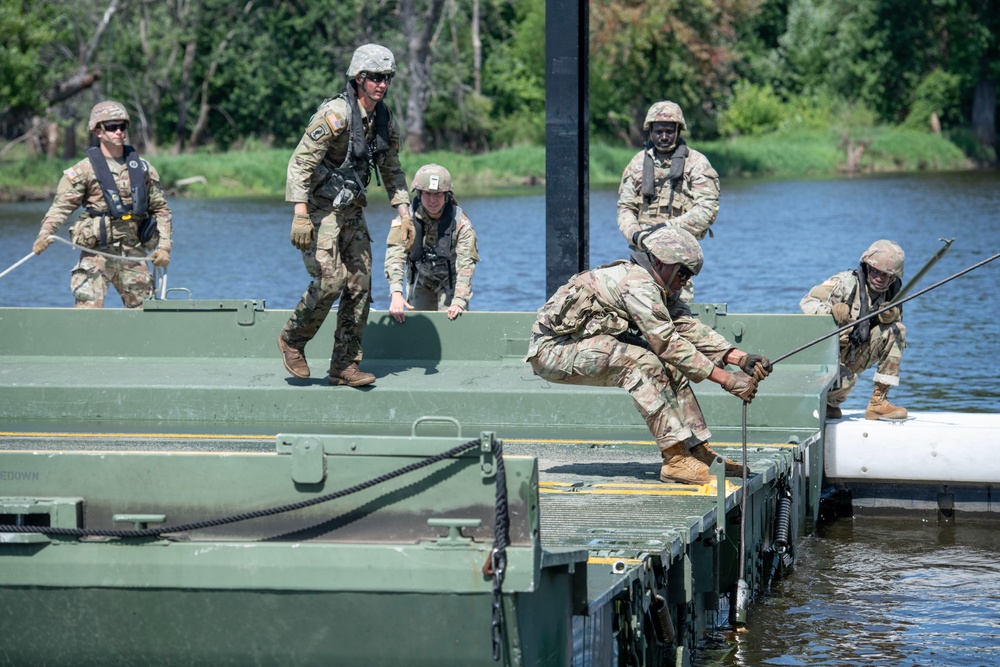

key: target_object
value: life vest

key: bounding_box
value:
[312,82,392,210]
[845,264,903,361]
[84,146,155,247]
[407,199,461,290]
[641,139,689,214]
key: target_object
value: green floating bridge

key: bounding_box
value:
[0,299,838,666]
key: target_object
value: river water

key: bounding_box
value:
[2,171,999,665]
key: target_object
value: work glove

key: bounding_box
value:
[290,213,314,251]
[399,214,415,252]
[723,373,758,403]
[877,306,900,325]
[149,248,170,268]
[830,302,852,325]
[739,354,773,382]
[631,224,665,250]
[32,234,53,255]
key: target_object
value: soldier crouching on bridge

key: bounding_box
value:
[800,240,907,421]
[31,101,172,308]
[525,227,772,485]
[385,163,480,323]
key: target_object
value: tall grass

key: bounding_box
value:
[0,128,976,203]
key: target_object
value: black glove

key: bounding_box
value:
[631,224,665,250]
[739,354,772,381]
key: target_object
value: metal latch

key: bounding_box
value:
[113,514,167,530]
[289,437,326,484]
[480,430,496,478]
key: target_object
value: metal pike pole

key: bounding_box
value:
[0,252,38,281]
[733,247,999,627]
[772,249,1000,366]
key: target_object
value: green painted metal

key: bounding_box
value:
[0,304,840,665]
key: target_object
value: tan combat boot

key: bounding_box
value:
[660,444,713,485]
[278,335,310,379]
[690,443,747,477]
[328,363,376,387]
[865,382,907,420]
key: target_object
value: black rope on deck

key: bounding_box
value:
[0,437,483,538]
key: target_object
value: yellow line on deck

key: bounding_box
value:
[588,557,644,566]
[0,431,272,440]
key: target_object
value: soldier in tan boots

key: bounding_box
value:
[800,240,908,421]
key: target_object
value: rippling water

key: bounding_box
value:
[695,517,1000,667]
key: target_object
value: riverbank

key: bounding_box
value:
[0,127,977,202]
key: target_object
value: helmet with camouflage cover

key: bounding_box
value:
[643,101,687,132]
[346,44,396,77]
[645,226,703,275]
[89,101,130,131]
[860,240,904,279]
[411,163,453,194]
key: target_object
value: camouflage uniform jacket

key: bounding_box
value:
[385,204,480,309]
[39,152,172,251]
[617,146,719,244]
[532,261,733,381]
[286,95,408,210]
[800,270,900,321]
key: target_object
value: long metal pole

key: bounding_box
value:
[772,250,1000,365]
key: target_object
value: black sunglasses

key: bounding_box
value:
[677,267,694,282]
[102,122,129,133]
[365,72,393,84]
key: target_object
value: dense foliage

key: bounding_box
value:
[0,0,996,158]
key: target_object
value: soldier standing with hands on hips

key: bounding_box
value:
[278,44,411,387]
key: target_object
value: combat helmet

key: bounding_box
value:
[644,226,704,276]
[411,163,453,194]
[89,101,130,131]
[643,101,687,132]
[860,240,904,279]
[346,44,396,77]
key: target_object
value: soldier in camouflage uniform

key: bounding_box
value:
[278,44,411,387]
[801,240,908,421]
[617,101,720,303]
[386,164,480,323]
[31,101,172,308]
[525,227,772,485]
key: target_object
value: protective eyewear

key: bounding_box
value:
[677,267,694,282]
[102,122,129,133]
[365,72,393,84]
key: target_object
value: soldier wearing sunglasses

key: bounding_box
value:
[279,43,411,387]
[31,101,173,308]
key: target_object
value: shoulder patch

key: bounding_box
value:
[326,113,344,132]
[309,124,329,141]
[64,167,80,181]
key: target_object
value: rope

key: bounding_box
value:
[482,437,511,662]
[0,437,483,538]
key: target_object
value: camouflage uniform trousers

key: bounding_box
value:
[409,282,455,311]
[827,321,906,407]
[527,330,711,451]
[282,206,372,369]
[71,247,153,308]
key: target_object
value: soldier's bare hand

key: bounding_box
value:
[447,304,464,320]
[389,292,412,323]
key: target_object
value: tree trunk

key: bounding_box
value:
[472,0,481,94]
[175,40,198,153]
[401,0,447,153]
[971,79,996,156]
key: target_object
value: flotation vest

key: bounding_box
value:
[84,146,155,247]
[407,199,461,290]
[641,139,689,214]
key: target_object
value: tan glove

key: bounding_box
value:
[399,214,415,251]
[830,302,852,325]
[877,306,900,325]
[290,213,314,251]
[149,248,170,268]
[739,354,772,382]
[32,234,53,255]
[723,373,758,403]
